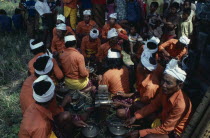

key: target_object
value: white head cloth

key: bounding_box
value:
[33,75,55,103]
[107,28,118,39]
[83,10,91,15]
[107,49,121,58]
[35,55,54,75]
[64,35,76,43]
[141,50,157,71]
[30,39,44,50]
[143,36,160,54]
[57,14,65,23]
[90,28,99,39]
[164,59,187,82]
[56,23,67,31]
[179,35,190,46]
[109,13,117,19]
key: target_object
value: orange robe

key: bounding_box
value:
[80,35,101,57]
[136,64,164,104]
[76,20,97,35]
[101,23,122,39]
[135,89,192,137]
[59,47,89,79]
[100,66,130,94]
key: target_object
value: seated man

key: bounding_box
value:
[59,34,94,92]
[102,13,126,40]
[100,49,130,95]
[97,28,122,62]
[81,28,101,58]
[21,55,64,114]
[158,35,190,64]
[0,9,12,33]
[76,10,97,40]
[28,39,63,80]
[126,59,192,138]
[19,75,87,137]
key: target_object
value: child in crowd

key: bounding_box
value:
[178,8,193,39]
[183,0,195,22]
[106,0,115,21]
[126,0,141,24]
[0,9,12,33]
[12,8,24,31]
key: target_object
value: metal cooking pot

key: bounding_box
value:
[82,123,100,138]
[107,120,127,136]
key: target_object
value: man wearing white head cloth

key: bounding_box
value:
[102,13,126,40]
[80,28,101,58]
[126,59,192,138]
[19,75,87,137]
[97,28,122,62]
[159,35,189,63]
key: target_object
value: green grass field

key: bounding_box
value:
[0,1,33,137]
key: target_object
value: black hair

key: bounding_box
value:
[147,42,158,50]
[14,8,21,15]
[150,2,159,8]
[170,2,180,9]
[149,56,157,65]
[65,33,77,48]
[184,0,191,5]
[33,56,50,71]
[130,24,137,30]
[103,49,124,71]
[30,39,46,55]
[92,29,97,33]
[183,8,191,16]
[33,80,51,96]
[0,9,7,15]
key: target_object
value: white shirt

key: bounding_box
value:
[35,0,51,16]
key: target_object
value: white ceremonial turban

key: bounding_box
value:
[109,13,117,19]
[57,14,65,23]
[90,28,99,39]
[64,35,76,43]
[35,55,54,75]
[33,75,55,103]
[143,36,160,54]
[107,28,118,39]
[107,49,121,58]
[141,50,157,71]
[30,39,44,50]
[179,35,190,46]
[164,59,187,82]
[56,23,67,31]
[83,10,91,15]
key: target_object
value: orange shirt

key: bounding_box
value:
[76,20,97,35]
[136,64,164,104]
[102,23,122,39]
[53,26,75,38]
[159,39,187,60]
[63,0,78,9]
[19,103,53,138]
[96,42,122,61]
[100,66,130,94]
[135,89,192,137]
[59,47,89,79]
[28,55,64,81]
[81,35,101,57]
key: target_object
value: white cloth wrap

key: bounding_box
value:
[179,35,190,45]
[35,55,54,75]
[57,14,65,23]
[83,10,91,15]
[90,28,99,39]
[141,50,157,71]
[107,28,118,39]
[33,75,55,103]
[164,59,187,82]
[30,40,44,50]
[109,13,117,19]
[107,49,121,58]
[64,35,76,43]
[143,36,160,53]
[56,23,67,31]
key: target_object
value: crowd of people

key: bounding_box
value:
[0,0,199,138]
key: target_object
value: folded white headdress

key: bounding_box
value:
[35,55,54,75]
[56,23,67,31]
[141,50,157,71]
[83,10,91,15]
[107,28,118,39]
[64,35,76,43]
[90,28,99,39]
[107,49,121,58]
[30,39,44,50]
[33,75,55,103]
[109,13,117,19]
[57,14,65,23]
[164,59,187,82]
[179,35,190,46]
[143,36,160,54]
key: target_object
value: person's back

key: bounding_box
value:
[12,8,24,31]
[0,10,12,32]
[127,0,140,23]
